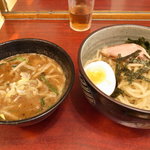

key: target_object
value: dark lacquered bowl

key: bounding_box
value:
[0,38,75,126]
[78,24,150,129]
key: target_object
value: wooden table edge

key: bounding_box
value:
[2,11,150,20]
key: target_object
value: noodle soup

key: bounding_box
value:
[0,53,66,121]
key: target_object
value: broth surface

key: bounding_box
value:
[0,53,66,121]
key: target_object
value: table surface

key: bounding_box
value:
[11,0,150,12]
[0,20,150,150]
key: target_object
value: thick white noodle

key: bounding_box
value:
[91,51,150,110]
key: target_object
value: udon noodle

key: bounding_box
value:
[87,44,150,110]
[0,53,66,121]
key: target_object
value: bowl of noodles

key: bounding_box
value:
[0,38,75,126]
[78,24,150,128]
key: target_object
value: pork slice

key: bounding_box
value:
[101,43,150,59]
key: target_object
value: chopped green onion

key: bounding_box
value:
[7,58,16,62]
[12,64,17,68]
[40,97,46,107]
[7,57,27,62]
[39,73,58,95]
[0,63,6,66]
[16,57,27,62]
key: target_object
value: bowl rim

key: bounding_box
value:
[0,38,75,125]
[78,24,150,114]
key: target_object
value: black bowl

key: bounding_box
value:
[78,24,150,129]
[0,38,75,126]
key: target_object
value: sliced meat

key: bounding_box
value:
[101,43,150,59]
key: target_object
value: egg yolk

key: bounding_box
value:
[85,67,106,84]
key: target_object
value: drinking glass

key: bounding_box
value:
[68,0,95,32]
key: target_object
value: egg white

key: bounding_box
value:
[84,61,116,96]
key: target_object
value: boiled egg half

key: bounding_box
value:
[84,61,116,96]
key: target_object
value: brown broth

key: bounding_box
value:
[0,53,66,121]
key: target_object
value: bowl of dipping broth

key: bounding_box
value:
[78,24,150,129]
[0,38,75,126]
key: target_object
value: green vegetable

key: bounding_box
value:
[40,97,46,107]
[0,63,6,66]
[7,56,27,62]
[12,64,17,68]
[39,73,58,95]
